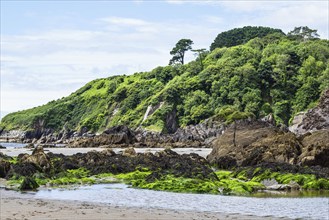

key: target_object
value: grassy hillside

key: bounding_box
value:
[1,31,328,134]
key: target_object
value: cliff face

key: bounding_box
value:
[289,89,329,135]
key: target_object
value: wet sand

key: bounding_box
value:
[0,189,288,220]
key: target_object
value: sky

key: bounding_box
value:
[1,0,328,120]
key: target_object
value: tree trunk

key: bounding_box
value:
[233,120,237,147]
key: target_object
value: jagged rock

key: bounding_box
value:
[122,147,136,157]
[21,146,52,172]
[101,148,116,157]
[298,130,329,167]
[68,125,135,148]
[289,89,329,135]
[134,118,225,148]
[25,143,35,149]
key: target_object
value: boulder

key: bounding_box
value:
[122,147,137,157]
[0,159,11,178]
[21,146,52,172]
[298,130,329,167]
[207,120,302,167]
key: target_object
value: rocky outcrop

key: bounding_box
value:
[298,130,329,167]
[68,125,136,148]
[19,146,52,172]
[289,89,329,135]
[208,119,329,168]
[2,147,217,184]
[135,118,225,148]
[207,120,303,168]
[209,90,329,169]
[0,159,11,178]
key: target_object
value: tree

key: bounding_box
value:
[191,48,208,70]
[288,26,320,41]
[169,39,193,65]
[210,26,285,51]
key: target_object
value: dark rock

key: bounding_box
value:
[68,125,136,148]
[0,160,11,178]
[19,176,39,190]
[122,147,136,157]
[21,146,52,172]
[212,155,237,169]
[298,130,329,167]
[25,143,35,149]
[7,162,41,178]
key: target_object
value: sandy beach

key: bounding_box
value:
[0,189,289,220]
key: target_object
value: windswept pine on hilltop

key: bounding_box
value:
[1,26,328,135]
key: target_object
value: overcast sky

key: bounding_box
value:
[1,0,328,119]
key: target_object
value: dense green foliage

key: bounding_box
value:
[210,26,285,51]
[1,27,328,133]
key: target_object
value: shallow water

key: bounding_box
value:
[0,142,212,158]
[0,142,26,148]
[34,183,329,220]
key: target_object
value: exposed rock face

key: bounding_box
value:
[289,89,329,135]
[19,146,52,172]
[298,130,329,167]
[142,102,164,122]
[68,125,136,148]
[135,118,225,148]
[123,147,137,157]
[207,120,302,168]
[165,109,179,134]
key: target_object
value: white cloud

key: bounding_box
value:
[100,16,150,26]
[1,15,220,114]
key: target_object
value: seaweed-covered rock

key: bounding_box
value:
[7,162,41,178]
[19,176,39,190]
[22,146,52,172]
[0,159,11,178]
